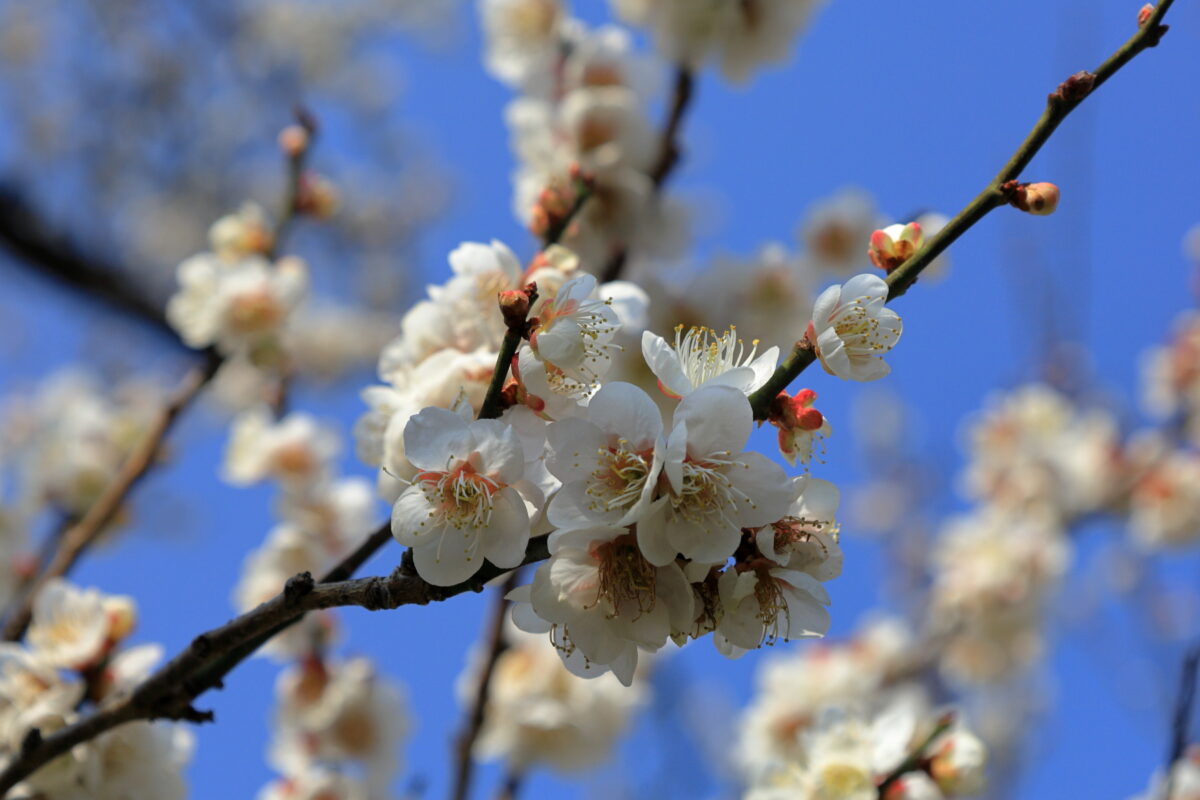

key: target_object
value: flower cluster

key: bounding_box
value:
[357,219,917,683]
[611,0,826,84]
[167,204,308,364]
[462,624,643,773]
[218,408,410,797]
[228,409,376,659]
[1,370,162,520]
[736,619,988,799]
[260,657,410,799]
[481,0,688,272]
[0,580,193,799]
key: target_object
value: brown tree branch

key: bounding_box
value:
[599,65,695,283]
[748,1,1175,420]
[0,349,224,641]
[0,531,550,795]
[451,570,521,800]
[0,185,178,344]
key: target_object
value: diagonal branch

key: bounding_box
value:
[450,571,521,800]
[748,1,1175,420]
[0,185,178,343]
[0,529,550,795]
[0,349,224,641]
[0,184,587,793]
[599,65,695,283]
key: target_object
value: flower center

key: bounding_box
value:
[671,454,751,527]
[416,460,501,530]
[585,442,651,512]
[673,325,761,387]
[589,532,658,617]
[832,297,894,352]
[227,289,284,334]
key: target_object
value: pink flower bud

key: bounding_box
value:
[797,407,825,431]
[1011,182,1060,215]
[499,283,539,336]
[295,172,339,219]
[1138,3,1155,26]
[868,222,924,272]
[277,124,309,159]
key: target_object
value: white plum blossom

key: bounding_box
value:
[269,658,409,795]
[736,617,919,781]
[546,381,664,531]
[391,407,536,586]
[637,386,794,566]
[166,254,307,356]
[479,0,565,91]
[810,273,903,382]
[510,526,694,685]
[712,563,832,657]
[642,326,778,398]
[208,202,274,262]
[84,721,195,800]
[1142,310,1200,445]
[1127,442,1200,550]
[928,726,988,796]
[713,477,842,656]
[928,510,1069,684]
[962,384,1120,521]
[517,273,624,416]
[801,187,883,277]
[612,0,826,84]
[27,579,135,671]
[0,644,84,753]
[258,768,370,800]
[223,409,341,489]
[465,625,644,772]
[1131,746,1200,800]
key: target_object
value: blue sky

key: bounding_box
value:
[3,0,1199,797]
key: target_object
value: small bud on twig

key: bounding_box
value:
[294,172,339,218]
[868,222,924,273]
[1137,4,1155,26]
[277,125,309,159]
[1049,71,1095,105]
[499,282,539,337]
[1009,181,1060,215]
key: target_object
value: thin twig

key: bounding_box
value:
[1164,643,1200,798]
[599,65,695,283]
[875,713,954,796]
[451,570,521,800]
[494,769,524,800]
[748,3,1174,420]
[1,349,224,641]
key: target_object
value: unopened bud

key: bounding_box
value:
[499,282,539,336]
[278,124,310,159]
[1050,71,1095,105]
[883,772,943,800]
[869,222,924,273]
[295,172,339,219]
[1010,182,1060,215]
[929,728,988,796]
[1137,3,1154,26]
[104,596,137,643]
[797,407,825,431]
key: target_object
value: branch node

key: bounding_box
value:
[177,705,216,724]
[283,571,315,605]
[191,633,212,657]
[19,728,42,759]
[1049,70,1096,106]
